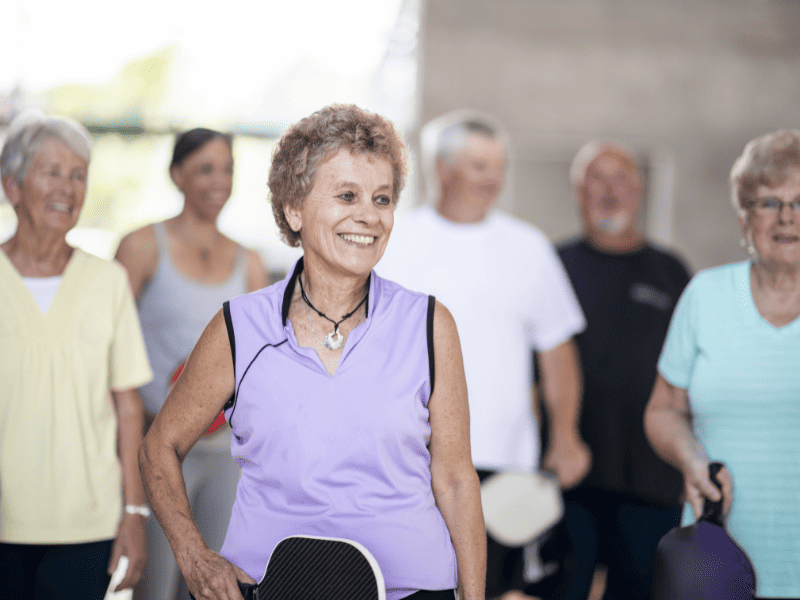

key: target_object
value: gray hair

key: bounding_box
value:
[418,110,511,202]
[569,140,640,195]
[730,129,800,217]
[1,112,92,186]
[435,119,501,167]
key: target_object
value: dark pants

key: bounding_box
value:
[559,487,681,600]
[0,539,114,600]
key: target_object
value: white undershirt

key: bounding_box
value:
[22,276,62,314]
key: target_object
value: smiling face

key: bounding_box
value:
[284,148,394,279]
[170,137,233,221]
[437,133,506,222]
[741,168,800,269]
[5,136,88,235]
[580,150,642,239]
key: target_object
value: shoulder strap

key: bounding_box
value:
[427,295,436,396]
[232,242,249,278]
[222,300,236,411]
[152,221,168,250]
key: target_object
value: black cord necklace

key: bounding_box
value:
[298,274,369,350]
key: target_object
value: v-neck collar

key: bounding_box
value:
[280,257,377,377]
[0,247,83,321]
[740,260,800,334]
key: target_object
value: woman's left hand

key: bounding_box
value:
[107,513,148,591]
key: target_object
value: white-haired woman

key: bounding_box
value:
[0,114,153,599]
[645,130,800,598]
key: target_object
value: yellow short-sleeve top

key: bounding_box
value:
[0,248,153,543]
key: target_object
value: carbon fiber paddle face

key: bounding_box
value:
[258,537,380,600]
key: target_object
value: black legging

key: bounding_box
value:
[0,539,113,600]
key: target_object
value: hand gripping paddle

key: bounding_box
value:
[236,535,386,600]
[651,461,756,600]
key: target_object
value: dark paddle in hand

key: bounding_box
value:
[242,535,385,600]
[651,461,756,600]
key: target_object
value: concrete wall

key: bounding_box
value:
[416,0,800,270]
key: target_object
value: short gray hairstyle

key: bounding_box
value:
[730,129,800,217]
[435,120,501,167]
[1,112,92,186]
[418,110,511,202]
[569,140,640,196]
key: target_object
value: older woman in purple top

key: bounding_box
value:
[140,104,486,600]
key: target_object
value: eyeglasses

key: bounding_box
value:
[748,197,800,216]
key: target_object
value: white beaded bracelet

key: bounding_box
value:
[125,504,151,518]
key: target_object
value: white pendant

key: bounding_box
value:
[324,329,344,350]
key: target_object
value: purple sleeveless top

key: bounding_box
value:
[220,259,457,599]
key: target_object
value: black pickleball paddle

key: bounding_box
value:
[237,535,385,600]
[651,461,756,600]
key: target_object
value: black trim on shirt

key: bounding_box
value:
[280,255,373,324]
[281,257,305,326]
[364,275,371,318]
[228,339,289,428]
[427,295,436,396]
[222,301,236,411]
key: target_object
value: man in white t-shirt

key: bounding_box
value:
[378,112,590,600]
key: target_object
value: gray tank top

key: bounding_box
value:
[137,222,248,415]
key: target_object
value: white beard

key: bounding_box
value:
[593,211,632,235]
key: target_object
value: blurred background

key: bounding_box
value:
[2,0,800,273]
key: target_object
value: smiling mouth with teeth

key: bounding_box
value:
[339,234,376,245]
[48,203,72,213]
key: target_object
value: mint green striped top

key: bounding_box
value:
[659,260,800,598]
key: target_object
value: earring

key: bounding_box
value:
[740,237,754,255]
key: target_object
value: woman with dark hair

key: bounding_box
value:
[140,105,485,600]
[645,129,800,598]
[116,128,267,600]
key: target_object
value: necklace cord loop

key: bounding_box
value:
[298,274,370,351]
[298,275,369,333]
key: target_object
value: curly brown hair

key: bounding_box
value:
[269,104,408,247]
[730,129,800,216]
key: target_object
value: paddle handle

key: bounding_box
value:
[701,461,725,526]
[191,582,255,600]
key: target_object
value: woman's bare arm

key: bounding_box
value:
[427,301,486,600]
[108,388,148,591]
[139,310,254,599]
[644,374,732,518]
[115,226,159,300]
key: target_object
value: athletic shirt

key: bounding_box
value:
[557,238,690,507]
[137,222,248,415]
[378,206,586,472]
[659,261,800,596]
[220,258,457,600]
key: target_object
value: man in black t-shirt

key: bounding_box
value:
[549,142,691,600]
